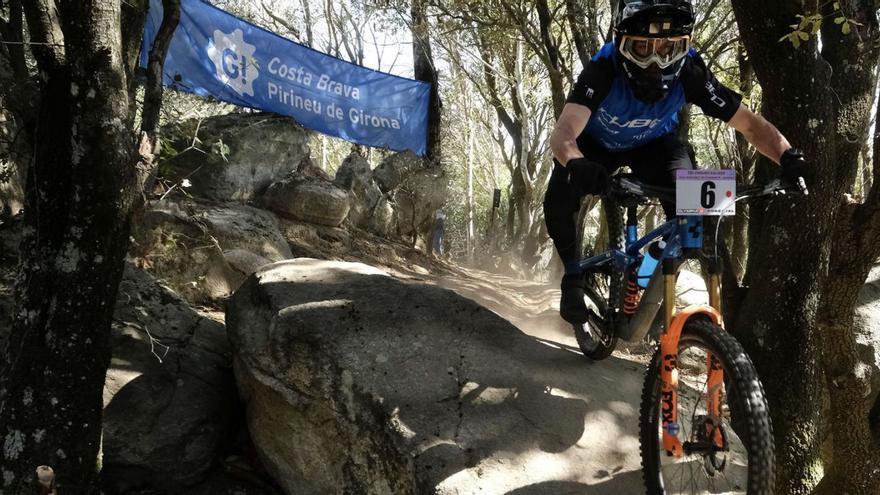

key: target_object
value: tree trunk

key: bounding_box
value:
[811,3,880,491]
[411,0,441,163]
[813,204,880,494]
[730,1,840,491]
[0,1,176,491]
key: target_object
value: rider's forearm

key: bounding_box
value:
[550,132,585,166]
[745,119,792,165]
[551,104,592,166]
[729,105,792,164]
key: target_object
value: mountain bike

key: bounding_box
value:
[572,173,805,494]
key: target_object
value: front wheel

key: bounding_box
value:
[639,319,775,494]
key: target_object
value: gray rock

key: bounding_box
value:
[225,249,272,278]
[131,198,292,304]
[263,174,350,227]
[278,220,352,259]
[162,112,311,202]
[226,260,596,494]
[333,152,373,191]
[393,167,447,242]
[295,155,331,181]
[372,151,422,194]
[334,153,385,231]
[102,264,236,492]
[368,196,396,238]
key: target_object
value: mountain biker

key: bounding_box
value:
[545,0,809,325]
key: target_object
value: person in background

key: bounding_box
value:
[432,207,446,257]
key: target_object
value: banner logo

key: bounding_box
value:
[208,28,257,96]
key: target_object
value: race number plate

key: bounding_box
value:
[675,169,735,216]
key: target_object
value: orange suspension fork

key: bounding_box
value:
[658,257,724,457]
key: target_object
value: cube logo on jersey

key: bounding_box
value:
[704,81,726,108]
[208,28,258,97]
[597,107,662,129]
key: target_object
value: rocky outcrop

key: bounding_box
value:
[102,265,237,492]
[392,167,447,242]
[279,220,352,259]
[226,260,599,494]
[372,151,421,194]
[334,152,387,233]
[371,152,447,244]
[131,199,291,304]
[263,174,351,227]
[161,112,311,202]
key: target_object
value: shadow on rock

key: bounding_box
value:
[227,259,644,494]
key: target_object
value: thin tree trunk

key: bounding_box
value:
[467,111,475,258]
[411,0,441,163]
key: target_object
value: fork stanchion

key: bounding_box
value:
[707,255,723,321]
[662,258,677,330]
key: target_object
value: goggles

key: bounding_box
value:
[618,35,690,69]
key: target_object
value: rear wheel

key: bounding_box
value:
[639,319,775,494]
[573,198,625,360]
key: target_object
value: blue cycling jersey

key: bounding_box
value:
[568,42,741,153]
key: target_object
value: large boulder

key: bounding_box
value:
[263,173,351,227]
[102,264,237,492]
[131,198,292,304]
[161,112,311,202]
[227,260,631,494]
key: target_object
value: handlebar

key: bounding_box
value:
[608,173,809,204]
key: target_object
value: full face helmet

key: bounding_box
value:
[613,0,695,103]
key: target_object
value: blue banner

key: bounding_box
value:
[141,0,430,155]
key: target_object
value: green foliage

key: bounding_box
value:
[779,6,861,48]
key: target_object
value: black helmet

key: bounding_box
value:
[613,0,695,103]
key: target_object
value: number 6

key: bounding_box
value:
[701,181,716,208]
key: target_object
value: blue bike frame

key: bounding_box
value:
[575,215,705,343]
[576,216,704,274]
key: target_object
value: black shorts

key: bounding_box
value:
[543,133,695,263]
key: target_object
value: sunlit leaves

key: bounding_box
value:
[779,7,863,49]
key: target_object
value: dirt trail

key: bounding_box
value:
[419,264,651,494]
[399,262,710,494]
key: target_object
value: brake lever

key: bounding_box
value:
[796,176,810,196]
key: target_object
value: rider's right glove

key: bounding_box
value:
[566,157,610,196]
[780,148,810,187]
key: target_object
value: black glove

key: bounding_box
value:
[780,148,809,187]
[566,157,610,195]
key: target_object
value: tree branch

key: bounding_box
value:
[141,0,180,138]
[21,0,65,74]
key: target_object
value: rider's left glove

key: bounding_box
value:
[780,148,809,187]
